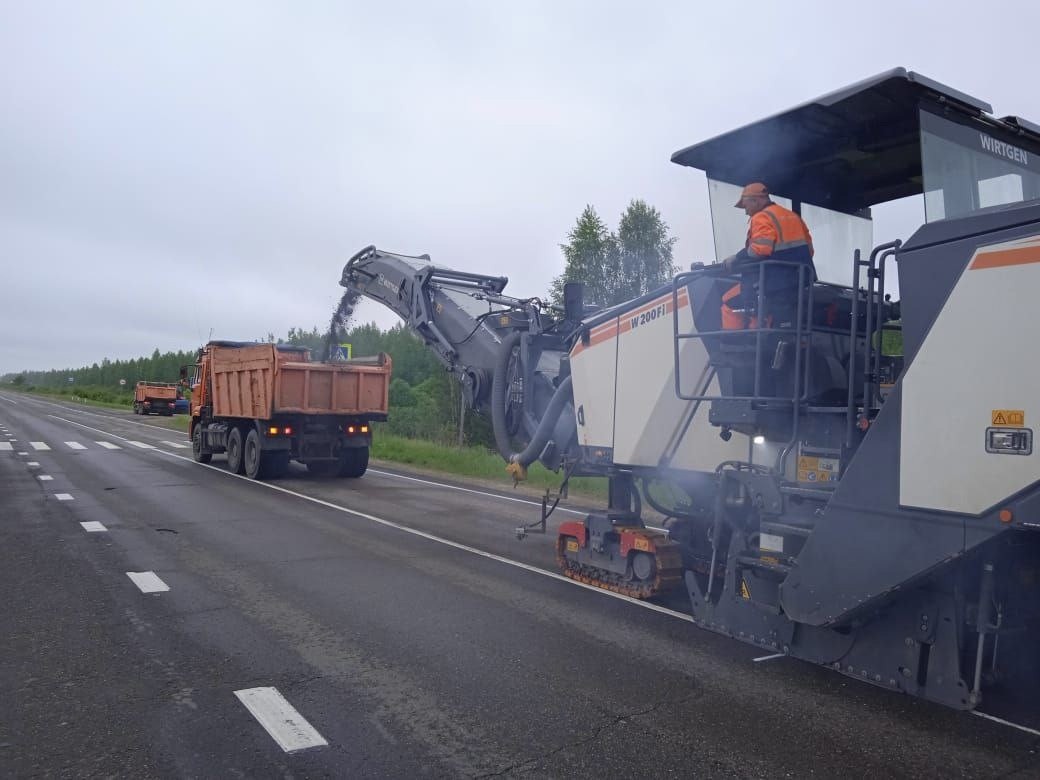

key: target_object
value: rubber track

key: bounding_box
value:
[555,534,684,599]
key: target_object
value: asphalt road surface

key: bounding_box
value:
[1,391,1037,778]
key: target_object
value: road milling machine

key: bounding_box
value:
[342,69,1040,710]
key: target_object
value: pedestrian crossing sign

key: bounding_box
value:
[331,343,352,361]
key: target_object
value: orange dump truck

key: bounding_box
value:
[133,381,179,416]
[186,341,391,479]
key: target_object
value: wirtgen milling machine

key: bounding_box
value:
[341,70,1040,711]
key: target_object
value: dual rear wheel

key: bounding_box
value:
[234,427,280,480]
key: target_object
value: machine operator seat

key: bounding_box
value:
[685,276,859,406]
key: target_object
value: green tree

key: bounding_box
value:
[549,205,613,307]
[549,200,677,308]
[611,199,678,302]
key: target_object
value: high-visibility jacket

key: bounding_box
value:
[744,203,816,293]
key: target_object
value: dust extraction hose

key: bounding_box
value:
[491,331,523,461]
[508,375,573,469]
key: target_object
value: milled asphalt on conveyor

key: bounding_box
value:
[1,391,1036,777]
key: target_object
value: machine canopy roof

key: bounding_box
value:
[671,68,1040,215]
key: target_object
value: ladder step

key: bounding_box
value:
[780,485,835,500]
[737,554,792,576]
[760,521,813,539]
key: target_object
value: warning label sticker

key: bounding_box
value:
[992,409,1026,427]
[797,455,839,483]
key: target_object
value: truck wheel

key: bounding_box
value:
[192,425,212,464]
[226,427,245,474]
[133,403,140,415]
[244,429,265,480]
[337,447,369,478]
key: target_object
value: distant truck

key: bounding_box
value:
[133,381,178,416]
[186,341,391,480]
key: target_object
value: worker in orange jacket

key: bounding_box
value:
[721,182,816,330]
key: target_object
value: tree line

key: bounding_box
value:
[3,348,197,392]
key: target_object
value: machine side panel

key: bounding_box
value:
[901,235,1040,513]
[613,288,746,469]
[781,214,1040,626]
[570,317,619,451]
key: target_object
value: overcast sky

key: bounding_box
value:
[3,0,1039,375]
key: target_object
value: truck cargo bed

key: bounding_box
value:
[209,343,390,420]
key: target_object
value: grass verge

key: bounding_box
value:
[371,433,607,501]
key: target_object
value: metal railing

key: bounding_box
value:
[671,259,815,406]
[844,240,900,450]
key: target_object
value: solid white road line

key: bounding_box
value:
[0,442,11,451]
[64,441,87,450]
[234,687,328,753]
[37,475,53,481]
[54,493,74,501]
[81,521,107,532]
[366,468,667,531]
[95,441,121,449]
[126,571,170,593]
[973,711,1040,737]
[168,451,698,624]
[127,440,156,449]
[30,442,50,450]
[161,440,189,449]
[752,653,786,663]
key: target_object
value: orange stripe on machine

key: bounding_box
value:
[571,289,690,357]
[969,239,1040,270]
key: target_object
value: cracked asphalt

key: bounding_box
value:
[1,392,1037,777]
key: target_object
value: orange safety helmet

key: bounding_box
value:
[734,182,770,208]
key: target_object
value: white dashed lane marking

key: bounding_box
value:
[81,521,107,532]
[27,462,39,468]
[37,475,53,481]
[127,441,156,449]
[126,572,169,593]
[64,441,87,450]
[29,442,50,450]
[0,442,11,451]
[162,441,189,449]
[96,441,121,449]
[234,687,328,753]
[54,493,74,501]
